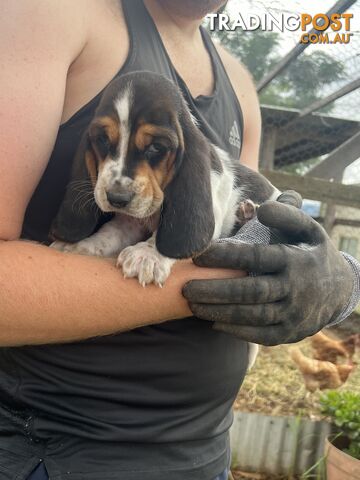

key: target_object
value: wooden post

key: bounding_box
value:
[260,126,277,170]
[323,203,337,234]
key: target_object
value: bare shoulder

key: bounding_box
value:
[0,0,92,62]
[214,42,261,170]
[0,0,100,240]
[215,44,257,100]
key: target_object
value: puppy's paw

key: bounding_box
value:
[50,240,102,256]
[50,240,73,252]
[117,242,174,287]
[237,199,259,225]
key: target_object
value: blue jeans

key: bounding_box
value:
[214,469,229,480]
[27,463,228,479]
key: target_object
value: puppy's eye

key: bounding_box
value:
[145,143,167,162]
[93,133,111,157]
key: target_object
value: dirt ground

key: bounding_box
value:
[234,316,360,419]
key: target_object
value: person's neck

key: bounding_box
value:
[144,0,203,41]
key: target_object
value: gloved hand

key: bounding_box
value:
[183,200,354,346]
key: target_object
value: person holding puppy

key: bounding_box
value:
[0,1,358,479]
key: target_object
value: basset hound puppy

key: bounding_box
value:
[51,71,280,287]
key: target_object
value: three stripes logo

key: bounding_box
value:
[229,121,241,150]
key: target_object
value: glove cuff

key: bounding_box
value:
[326,252,360,327]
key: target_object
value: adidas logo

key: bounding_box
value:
[229,121,241,150]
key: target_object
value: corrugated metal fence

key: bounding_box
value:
[230,411,332,476]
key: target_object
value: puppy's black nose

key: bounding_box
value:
[106,191,134,208]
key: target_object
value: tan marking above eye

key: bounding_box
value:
[90,116,120,147]
[135,124,153,151]
[134,123,179,151]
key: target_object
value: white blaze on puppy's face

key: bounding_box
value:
[115,83,132,170]
[94,84,134,212]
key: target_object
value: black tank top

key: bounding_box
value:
[0,2,248,479]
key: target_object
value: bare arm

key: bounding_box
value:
[0,1,238,347]
[0,240,238,346]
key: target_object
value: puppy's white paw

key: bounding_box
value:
[50,240,73,252]
[117,242,174,287]
[50,240,102,256]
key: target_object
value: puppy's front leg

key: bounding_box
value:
[117,234,176,287]
[51,215,147,258]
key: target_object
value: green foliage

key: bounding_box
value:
[213,29,280,83]
[277,51,344,108]
[209,20,344,111]
[320,391,360,460]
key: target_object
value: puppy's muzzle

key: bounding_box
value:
[106,190,135,208]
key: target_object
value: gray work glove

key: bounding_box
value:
[183,199,354,346]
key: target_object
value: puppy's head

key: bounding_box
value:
[52,72,215,258]
[90,74,183,219]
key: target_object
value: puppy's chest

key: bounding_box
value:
[210,170,242,239]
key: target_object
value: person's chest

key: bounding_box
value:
[61,1,215,125]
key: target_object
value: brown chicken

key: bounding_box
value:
[290,348,356,392]
[311,331,360,364]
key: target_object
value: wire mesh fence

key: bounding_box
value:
[208,0,360,173]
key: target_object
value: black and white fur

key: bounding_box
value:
[51,72,281,367]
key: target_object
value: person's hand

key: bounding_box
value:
[182,201,354,345]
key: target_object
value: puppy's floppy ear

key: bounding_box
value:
[156,116,215,259]
[50,132,101,243]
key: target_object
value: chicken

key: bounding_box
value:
[290,348,356,393]
[341,333,360,360]
[310,331,360,364]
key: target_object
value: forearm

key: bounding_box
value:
[0,240,236,347]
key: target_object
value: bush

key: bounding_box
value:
[320,391,360,460]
